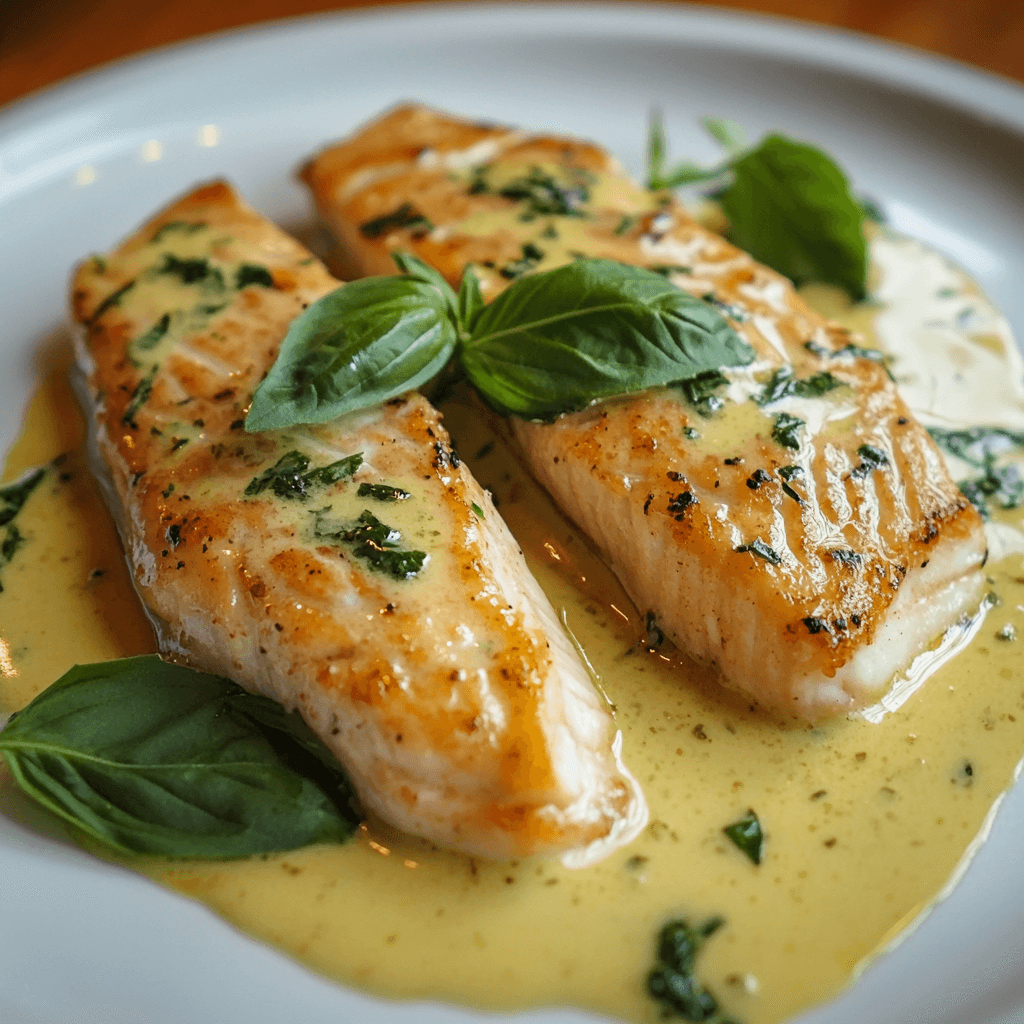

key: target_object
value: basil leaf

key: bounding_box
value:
[702,116,746,155]
[245,277,458,432]
[0,656,361,857]
[647,917,725,1021]
[719,135,867,300]
[391,251,459,324]
[462,260,754,419]
[458,266,484,333]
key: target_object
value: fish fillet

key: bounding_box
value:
[302,105,988,720]
[70,180,646,864]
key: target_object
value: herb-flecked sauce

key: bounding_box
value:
[1,228,1024,1024]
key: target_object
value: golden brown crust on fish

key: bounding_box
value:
[302,105,987,718]
[71,180,646,862]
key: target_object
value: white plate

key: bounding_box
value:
[2,5,1024,1023]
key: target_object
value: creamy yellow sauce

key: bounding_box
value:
[2,238,1024,1024]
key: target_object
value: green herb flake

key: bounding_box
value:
[86,280,136,327]
[499,242,546,280]
[0,466,46,528]
[493,166,592,218]
[471,502,485,519]
[157,254,224,289]
[150,221,206,243]
[734,539,782,565]
[756,367,843,406]
[723,809,764,864]
[359,203,433,239]
[357,482,412,502]
[679,370,730,417]
[771,412,804,450]
[0,655,362,857]
[122,365,158,429]
[316,509,427,580]
[133,313,171,355]
[646,916,727,1021]
[245,451,363,501]
[235,264,274,289]
[851,444,889,478]
[614,215,635,236]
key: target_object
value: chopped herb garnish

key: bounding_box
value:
[471,502,485,519]
[778,464,803,481]
[771,412,804,450]
[357,482,411,502]
[494,165,592,217]
[500,242,545,280]
[649,264,692,277]
[680,370,729,417]
[166,524,182,548]
[235,264,274,289]
[959,456,1024,520]
[151,221,206,243]
[615,215,636,236]
[851,444,888,478]
[133,313,171,355]
[0,467,46,528]
[746,469,771,490]
[647,917,727,1022]
[683,426,701,439]
[701,292,749,322]
[831,342,896,382]
[723,809,764,864]
[734,538,782,565]
[245,451,363,501]
[157,254,224,289]
[315,509,427,580]
[86,280,136,327]
[122,365,158,429]
[756,366,843,406]
[359,203,433,239]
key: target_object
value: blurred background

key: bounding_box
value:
[3,0,1024,109]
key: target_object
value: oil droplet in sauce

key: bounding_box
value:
[2,232,1024,1024]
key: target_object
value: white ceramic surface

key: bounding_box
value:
[1,5,1023,1023]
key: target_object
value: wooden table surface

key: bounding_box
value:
[3,0,1024,112]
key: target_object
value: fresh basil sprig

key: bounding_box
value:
[246,269,459,432]
[246,255,754,430]
[647,113,868,300]
[0,656,362,858]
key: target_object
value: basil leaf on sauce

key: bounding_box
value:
[646,117,868,299]
[462,259,754,419]
[647,916,727,1021]
[245,277,459,432]
[721,136,867,301]
[0,656,362,858]
[723,809,764,864]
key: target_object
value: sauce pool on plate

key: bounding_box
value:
[1,227,1023,1024]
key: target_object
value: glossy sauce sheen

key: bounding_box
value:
[2,226,1024,1022]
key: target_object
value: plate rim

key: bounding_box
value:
[2,6,1024,1024]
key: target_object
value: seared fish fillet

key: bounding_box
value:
[70,181,646,864]
[302,105,988,719]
